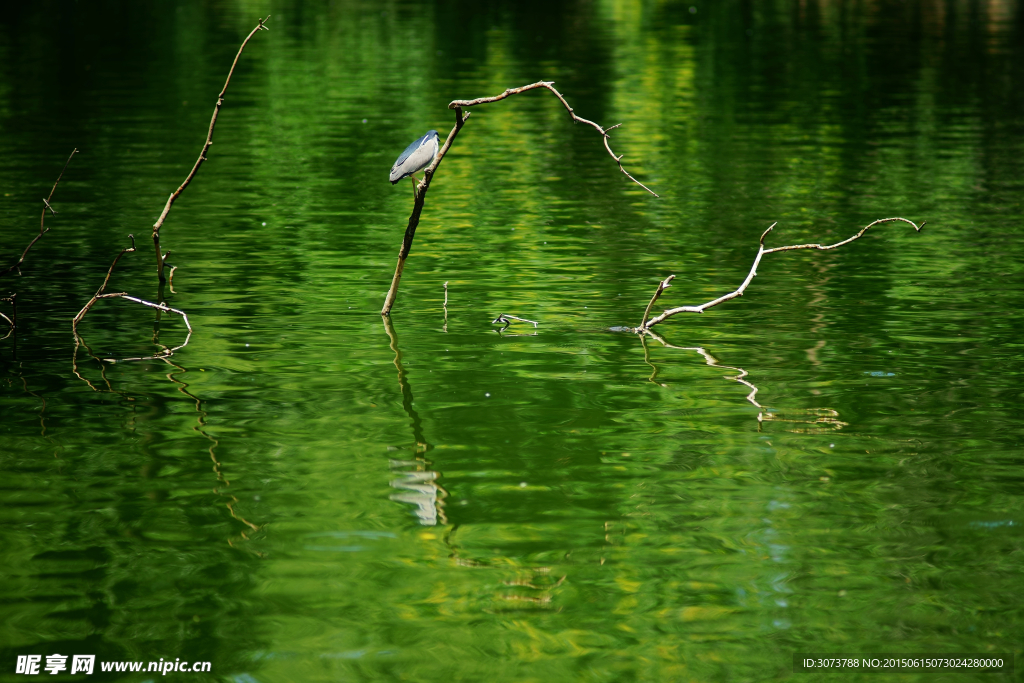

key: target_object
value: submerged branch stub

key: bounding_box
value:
[150,16,270,283]
[1,148,78,281]
[635,217,923,332]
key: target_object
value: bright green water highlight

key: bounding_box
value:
[2,1,1023,681]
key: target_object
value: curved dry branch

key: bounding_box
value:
[150,16,270,283]
[449,81,658,197]
[381,81,657,316]
[1,148,77,280]
[637,217,924,332]
[72,235,192,358]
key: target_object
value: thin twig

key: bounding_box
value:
[641,275,674,328]
[150,16,270,283]
[72,234,137,329]
[1,149,78,279]
[382,81,657,316]
[636,218,924,332]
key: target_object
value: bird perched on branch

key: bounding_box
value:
[390,130,439,187]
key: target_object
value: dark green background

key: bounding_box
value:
[2,1,1022,681]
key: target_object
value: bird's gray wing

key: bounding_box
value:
[390,135,438,182]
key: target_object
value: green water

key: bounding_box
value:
[2,1,1023,681]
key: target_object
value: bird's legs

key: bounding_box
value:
[409,174,419,195]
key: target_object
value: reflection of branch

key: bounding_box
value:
[72,235,192,358]
[382,316,428,451]
[72,333,134,409]
[1,149,77,280]
[382,81,657,316]
[642,329,763,409]
[382,316,448,525]
[160,357,263,547]
[150,17,270,283]
[638,218,924,331]
[71,334,263,549]
[443,526,564,610]
[641,329,848,432]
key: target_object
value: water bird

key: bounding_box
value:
[390,130,439,186]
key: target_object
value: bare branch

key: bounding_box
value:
[72,234,137,329]
[641,275,674,328]
[636,218,924,332]
[382,81,658,316]
[449,81,657,197]
[1,148,78,279]
[150,16,270,282]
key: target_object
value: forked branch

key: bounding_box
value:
[1,148,78,280]
[637,217,924,332]
[72,235,192,355]
[382,81,657,316]
[151,16,270,283]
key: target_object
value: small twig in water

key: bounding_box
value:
[635,218,924,332]
[491,314,539,331]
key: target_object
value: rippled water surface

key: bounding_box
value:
[2,1,1023,681]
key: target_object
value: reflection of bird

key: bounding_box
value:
[390,130,439,186]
